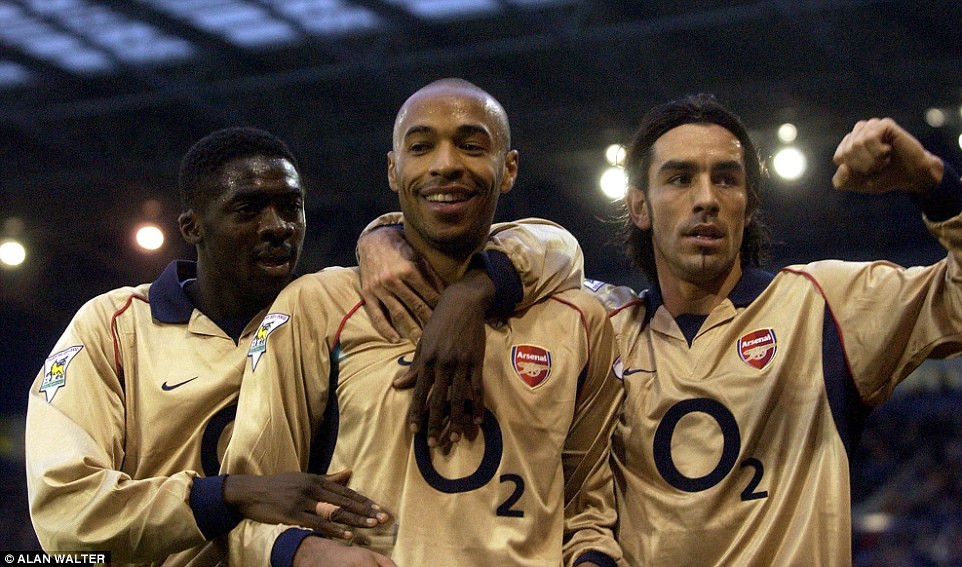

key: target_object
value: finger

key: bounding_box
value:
[316,501,341,522]
[447,364,471,444]
[833,132,852,166]
[427,372,451,448]
[381,294,422,343]
[310,477,386,520]
[832,164,851,190]
[303,516,354,540]
[407,351,432,433]
[360,292,401,342]
[393,366,416,389]
[325,469,352,485]
[329,506,380,529]
[470,358,485,426]
[388,280,435,327]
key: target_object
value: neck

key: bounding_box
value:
[658,262,743,317]
[403,225,482,287]
[191,261,264,323]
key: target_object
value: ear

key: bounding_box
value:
[179,210,203,245]
[626,185,651,230]
[499,150,519,194]
[387,151,399,193]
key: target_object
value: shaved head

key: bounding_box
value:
[392,78,512,154]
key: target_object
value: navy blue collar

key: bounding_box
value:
[149,260,198,324]
[642,267,776,328]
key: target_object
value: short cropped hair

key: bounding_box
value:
[178,127,298,212]
[621,94,771,283]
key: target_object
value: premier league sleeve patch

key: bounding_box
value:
[248,313,290,372]
[511,344,552,388]
[737,328,777,370]
[40,345,83,402]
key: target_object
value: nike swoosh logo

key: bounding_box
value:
[397,355,414,366]
[162,376,199,391]
[623,368,652,376]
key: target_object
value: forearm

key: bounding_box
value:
[26,418,205,561]
[487,218,585,311]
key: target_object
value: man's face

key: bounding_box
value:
[628,123,749,287]
[387,86,517,258]
[190,155,306,305]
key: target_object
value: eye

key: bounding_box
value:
[236,202,258,216]
[460,142,487,155]
[283,198,304,215]
[668,173,692,186]
[407,142,431,155]
[716,173,742,187]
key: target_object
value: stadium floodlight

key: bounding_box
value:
[0,239,26,267]
[777,123,797,143]
[925,108,947,128]
[772,146,806,181]
[605,144,626,166]
[135,224,164,251]
[599,166,627,200]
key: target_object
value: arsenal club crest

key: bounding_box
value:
[512,344,552,389]
[737,329,777,370]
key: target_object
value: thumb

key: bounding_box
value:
[832,164,851,190]
[324,469,353,485]
[393,367,417,389]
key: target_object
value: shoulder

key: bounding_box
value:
[273,267,361,315]
[548,288,611,323]
[75,283,152,322]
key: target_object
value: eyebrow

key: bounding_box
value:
[402,124,492,140]
[658,159,744,173]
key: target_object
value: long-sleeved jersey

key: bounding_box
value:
[25,261,248,567]
[591,197,962,565]
[224,267,625,567]
[25,219,582,567]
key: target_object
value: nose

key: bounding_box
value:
[428,142,464,179]
[259,207,294,242]
[691,175,720,216]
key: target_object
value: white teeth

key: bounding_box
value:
[425,193,466,203]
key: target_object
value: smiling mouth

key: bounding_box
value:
[424,192,472,203]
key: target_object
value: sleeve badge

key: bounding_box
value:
[40,345,84,402]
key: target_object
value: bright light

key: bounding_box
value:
[0,239,26,267]
[600,167,627,200]
[858,512,893,533]
[135,225,165,251]
[777,123,797,143]
[958,132,962,151]
[925,108,947,128]
[772,147,807,181]
[605,144,626,166]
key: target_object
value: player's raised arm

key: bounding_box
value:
[810,118,962,404]
[833,117,946,195]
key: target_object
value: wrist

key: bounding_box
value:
[911,153,945,196]
[451,269,496,312]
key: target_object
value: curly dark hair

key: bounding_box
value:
[621,94,771,283]
[178,127,299,212]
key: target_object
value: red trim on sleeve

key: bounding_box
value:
[608,298,644,319]
[333,300,366,347]
[110,293,148,394]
